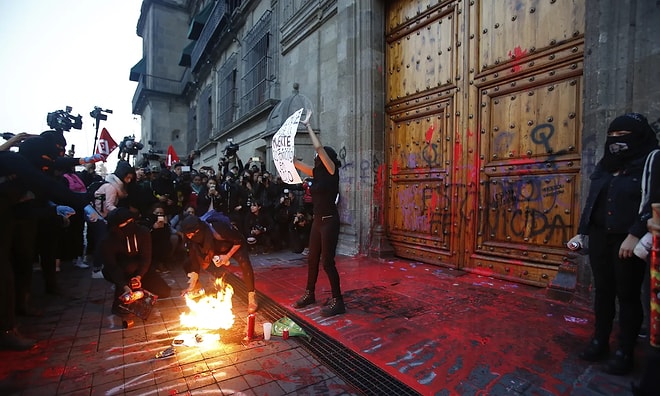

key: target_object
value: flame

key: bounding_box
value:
[180,277,235,330]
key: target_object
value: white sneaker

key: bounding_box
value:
[91,270,104,279]
[74,257,90,269]
[301,248,309,256]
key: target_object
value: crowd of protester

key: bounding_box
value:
[1,130,315,350]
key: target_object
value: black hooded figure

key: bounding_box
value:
[179,212,258,313]
[569,113,659,375]
[0,137,97,351]
[101,208,170,315]
[292,110,345,317]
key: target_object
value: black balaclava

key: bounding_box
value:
[18,135,59,172]
[107,208,141,254]
[601,113,658,172]
[40,130,67,157]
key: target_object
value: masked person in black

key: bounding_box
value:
[291,110,345,317]
[179,212,258,313]
[101,208,171,316]
[568,113,659,375]
[1,138,102,350]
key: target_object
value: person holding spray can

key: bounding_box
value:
[568,113,658,375]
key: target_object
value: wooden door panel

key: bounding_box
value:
[478,0,585,72]
[386,6,456,101]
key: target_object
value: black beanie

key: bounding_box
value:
[180,215,203,234]
[113,160,135,180]
[106,207,136,228]
[40,130,66,156]
[607,113,654,137]
[18,135,58,170]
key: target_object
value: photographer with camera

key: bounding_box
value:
[90,161,136,278]
[273,189,299,251]
[140,203,180,273]
[118,135,144,162]
[151,166,177,217]
[196,177,228,216]
[242,199,275,253]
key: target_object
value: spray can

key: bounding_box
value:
[282,328,289,340]
[567,241,581,251]
[247,313,255,340]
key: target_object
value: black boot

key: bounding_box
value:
[292,290,315,308]
[320,297,345,317]
[579,339,610,362]
[604,349,634,375]
[0,329,36,351]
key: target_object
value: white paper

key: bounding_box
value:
[272,108,304,184]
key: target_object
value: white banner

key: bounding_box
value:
[272,108,304,184]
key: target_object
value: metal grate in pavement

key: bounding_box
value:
[226,272,421,396]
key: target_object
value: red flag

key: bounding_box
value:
[167,144,179,167]
[96,128,118,156]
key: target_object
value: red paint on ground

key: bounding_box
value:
[254,256,594,395]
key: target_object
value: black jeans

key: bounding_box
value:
[305,214,341,298]
[588,229,646,352]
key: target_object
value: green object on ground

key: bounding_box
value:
[272,317,311,340]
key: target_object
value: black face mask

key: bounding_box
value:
[601,132,653,172]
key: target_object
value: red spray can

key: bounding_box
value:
[247,314,255,340]
[282,328,289,340]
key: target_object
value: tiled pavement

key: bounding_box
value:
[0,250,652,395]
[0,258,363,396]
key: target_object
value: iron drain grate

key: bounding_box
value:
[226,272,421,396]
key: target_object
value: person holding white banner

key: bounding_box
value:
[291,110,345,317]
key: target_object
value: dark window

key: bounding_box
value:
[217,53,238,130]
[198,86,212,142]
[241,11,273,115]
[187,106,197,154]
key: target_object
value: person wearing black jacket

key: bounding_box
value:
[568,113,659,375]
[291,110,345,317]
[101,208,171,316]
[180,212,258,313]
[0,140,101,351]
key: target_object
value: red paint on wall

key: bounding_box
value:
[425,124,434,144]
[508,46,528,73]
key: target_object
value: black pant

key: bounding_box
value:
[305,214,341,298]
[0,212,17,331]
[588,229,646,352]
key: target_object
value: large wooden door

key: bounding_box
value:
[385,0,585,287]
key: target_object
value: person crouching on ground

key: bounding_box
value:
[180,211,258,313]
[101,208,171,316]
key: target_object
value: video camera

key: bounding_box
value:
[46,106,83,132]
[119,135,144,157]
[222,138,239,158]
